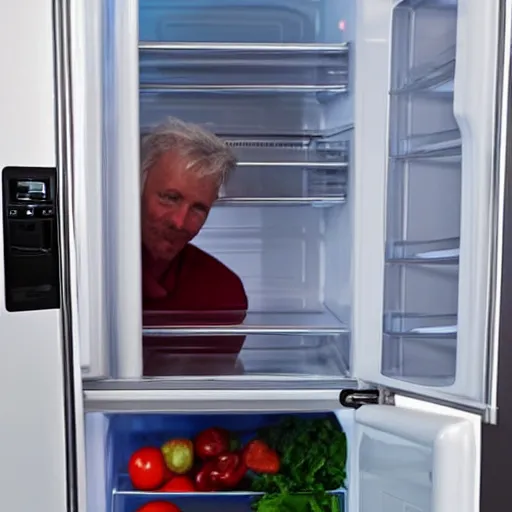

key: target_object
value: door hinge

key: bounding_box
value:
[339,388,395,408]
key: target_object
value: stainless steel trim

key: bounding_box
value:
[366,383,492,420]
[139,42,349,53]
[52,0,79,510]
[140,84,348,92]
[485,0,512,425]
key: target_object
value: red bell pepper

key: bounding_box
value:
[195,427,233,460]
[243,440,280,474]
[195,452,247,491]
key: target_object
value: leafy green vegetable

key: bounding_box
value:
[251,492,341,512]
[251,416,347,494]
[250,416,347,512]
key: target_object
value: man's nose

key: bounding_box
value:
[168,203,189,230]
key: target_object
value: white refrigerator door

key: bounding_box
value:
[351,405,478,512]
[64,0,142,379]
[351,0,506,415]
[0,1,70,512]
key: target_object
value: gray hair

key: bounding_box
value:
[141,117,237,188]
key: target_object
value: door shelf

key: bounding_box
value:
[384,313,457,339]
[391,44,455,95]
[392,129,461,160]
[386,237,460,264]
[139,42,349,92]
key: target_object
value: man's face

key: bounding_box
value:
[141,150,218,261]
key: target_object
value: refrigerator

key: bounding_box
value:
[0,0,511,511]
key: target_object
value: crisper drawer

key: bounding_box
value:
[86,411,351,512]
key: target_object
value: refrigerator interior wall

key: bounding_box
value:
[383,1,461,385]
[139,0,356,382]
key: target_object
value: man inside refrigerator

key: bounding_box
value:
[141,118,248,370]
[141,117,248,312]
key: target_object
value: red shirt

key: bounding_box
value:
[143,243,248,312]
[142,244,248,357]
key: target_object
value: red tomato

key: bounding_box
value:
[136,502,182,512]
[163,467,177,483]
[159,475,195,492]
[128,447,167,491]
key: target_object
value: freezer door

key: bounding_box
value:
[0,1,72,511]
[62,0,142,379]
[352,0,508,415]
[351,405,478,512]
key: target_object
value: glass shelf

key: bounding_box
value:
[139,42,349,92]
[113,491,347,512]
[212,136,349,206]
[392,129,461,160]
[143,310,349,336]
[386,237,460,264]
[140,93,349,137]
[143,334,350,378]
[227,136,349,168]
[391,45,455,94]
[218,167,347,206]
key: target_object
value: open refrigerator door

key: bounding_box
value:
[352,0,507,419]
[350,405,479,512]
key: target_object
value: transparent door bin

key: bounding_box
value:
[139,43,349,91]
[382,333,456,387]
[384,312,457,338]
[386,237,460,264]
[109,412,348,512]
[392,129,461,160]
[391,44,455,94]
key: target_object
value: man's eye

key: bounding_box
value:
[159,193,179,203]
[193,204,208,215]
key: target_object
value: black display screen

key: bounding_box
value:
[11,179,49,202]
